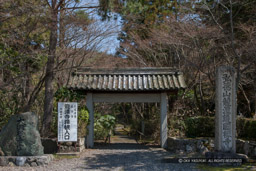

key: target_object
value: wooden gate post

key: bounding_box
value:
[160,92,168,148]
[86,93,94,148]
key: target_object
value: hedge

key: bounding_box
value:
[237,118,256,139]
[185,116,215,138]
[185,116,256,140]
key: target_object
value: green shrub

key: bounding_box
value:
[94,113,116,140]
[185,116,256,140]
[185,116,215,138]
[78,107,89,137]
[237,118,256,139]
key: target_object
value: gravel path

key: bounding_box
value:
[0,131,202,171]
[1,132,255,170]
[0,143,201,171]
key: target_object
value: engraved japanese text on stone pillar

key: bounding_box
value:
[215,66,236,153]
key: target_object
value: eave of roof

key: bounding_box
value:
[67,67,186,92]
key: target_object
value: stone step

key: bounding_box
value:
[55,152,80,157]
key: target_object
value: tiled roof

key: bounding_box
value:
[67,67,186,92]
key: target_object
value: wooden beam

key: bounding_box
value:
[93,93,161,103]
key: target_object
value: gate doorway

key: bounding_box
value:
[67,67,186,148]
[86,92,168,148]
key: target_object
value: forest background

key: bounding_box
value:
[0,0,255,141]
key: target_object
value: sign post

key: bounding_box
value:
[215,66,236,153]
[205,66,248,165]
[58,102,78,142]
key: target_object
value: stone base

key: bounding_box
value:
[57,139,85,153]
[0,155,54,166]
[205,152,248,166]
[41,138,86,154]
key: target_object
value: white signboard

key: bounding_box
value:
[58,102,77,142]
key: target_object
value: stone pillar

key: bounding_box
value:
[86,93,94,148]
[215,66,236,153]
[160,92,168,148]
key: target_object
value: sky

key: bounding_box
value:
[78,0,122,55]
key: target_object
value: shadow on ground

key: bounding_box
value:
[75,143,197,171]
[75,127,198,170]
[93,142,157,150]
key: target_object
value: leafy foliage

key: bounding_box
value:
[0,0,48,117]
[54,87,84,102]
[0,0,118,135]
[78,107,89,137]
[94,113,116,140]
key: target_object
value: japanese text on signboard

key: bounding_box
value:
[58,102,77,142]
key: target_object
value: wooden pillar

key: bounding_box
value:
[86,93,94,148]
[160,92,168,148]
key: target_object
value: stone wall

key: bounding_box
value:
[58,138,85,153]
[0,155,53,166]
[42,138,85,154]
[167,137,214,155]
[167,137,256,158]
[237,139,256,158]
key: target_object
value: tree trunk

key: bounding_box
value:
[41,7,58,137]
[254,70,256,118]
[59,3,65,48]
[199,73,205,115]
[21,61,31,112]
